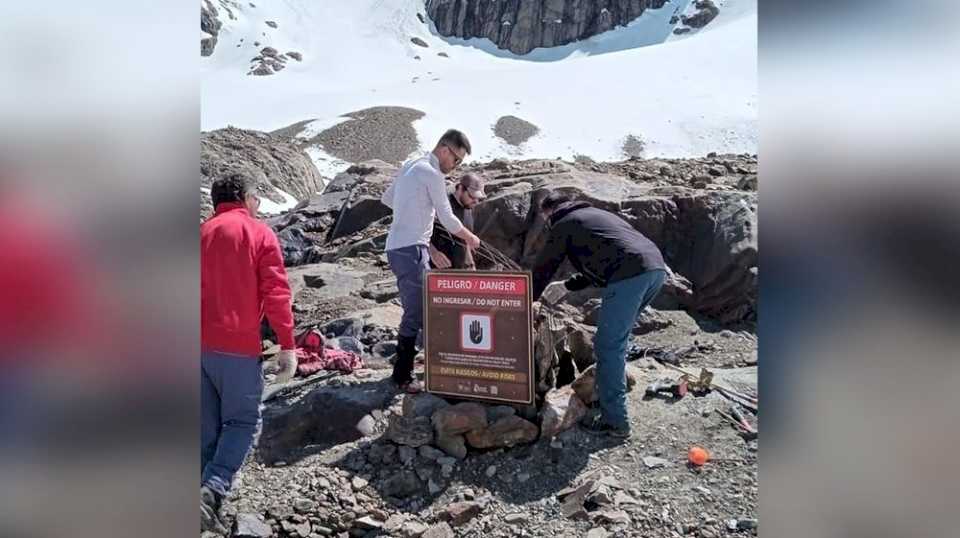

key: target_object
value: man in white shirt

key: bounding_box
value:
[380,129,481,392]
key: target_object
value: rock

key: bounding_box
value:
[566,324,597,371]
[485,465,497,478]
[586,529,609,538]
[557,480,594,520]
[353,516,383,530]
[438,501,483,526]
[402,393,450,419]
[432,403,487,437]
[293,498,316,513]
[359,279,400,302]
[571,365,598,404]
[587,485,615,506]
[485,405,516,423]
[738,175,758,191]
[428,478,442,495]
[504,513,528,525]
[265,20,278,28]
[281,519,311,537]
[614,491,638,506]
[200,0,222,57]
[421,522,455,538]
[539,386,588,439]
[321,317,365,338]
[682,0,721,29]
[258,374,394,464]
[435,433,468,460]
[633,308,674,334]
[386,415,435,447]
[493,115,540,147]
[425,0,669,55]
[328,195,391,240]
[351,477,368,490]
[287,51,303,61]
[418,445,445,461]
[233,513,272,538]
[593,509,631,525]
[398,445,417,465]
[465,415,539,449]
[410,37,429,48]
[383,471,422,498]
[438,52,449,57]
[643,456,671,469]
[400,521,429,537]
[368,443,397,465]
[201,126,323,219]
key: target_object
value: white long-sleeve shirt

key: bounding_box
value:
[381,152,464,250]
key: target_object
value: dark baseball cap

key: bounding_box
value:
[459,173,486,199]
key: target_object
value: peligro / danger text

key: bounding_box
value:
[435,279,518,292]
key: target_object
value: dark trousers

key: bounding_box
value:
[386,244,429,383]
[201,350,263,496]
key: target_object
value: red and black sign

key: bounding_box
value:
[424,271,534,404]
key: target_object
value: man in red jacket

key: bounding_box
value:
[200,172,297,532]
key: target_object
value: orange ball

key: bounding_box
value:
[688,446,710,466]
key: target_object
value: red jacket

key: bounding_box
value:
[201,202,295,356]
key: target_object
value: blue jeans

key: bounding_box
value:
[595,269,666,428]
[387,244,430,339]
[201,351,263,496]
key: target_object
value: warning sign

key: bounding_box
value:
[424,271,534,405]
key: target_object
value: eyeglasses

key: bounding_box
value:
[444,144,465,166]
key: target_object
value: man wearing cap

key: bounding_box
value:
[380,129,481,392]
[428,172,486,270]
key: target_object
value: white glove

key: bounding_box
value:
[274,349,298,384]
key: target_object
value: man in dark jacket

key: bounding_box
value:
[531,192,667,438]
[428,173,486,270]
[200,172,297,532]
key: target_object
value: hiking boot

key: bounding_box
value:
[580,414,631,439]
[200,486,226,534]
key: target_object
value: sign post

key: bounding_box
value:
[423,271,534,405]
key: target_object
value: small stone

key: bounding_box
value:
[399,445,417,465]
[383,471,422,498]
[737,518,758,530]
[587,485,615,506]
[233,513,272,538]
[694,486,712,495]
[613,491,638,506]
[432,403,487,437]
[643,456,671,469]
[585,528,609,538]
[351,477,368,491]
[437,456,457,466]
[592,509,630,525]
[539,386,588,438]
[421,522,455,538]
[439,501,483,526]
[418,445,445,461]
[504,513,528,525]
[400,521,429,537]
[353,516,383,531]
[727,519,739,531]
[485,465,497,478]
[428,478,442,494]
[517,473,530,483]
[435,433,467,460]
[293,498,315,513]
[386,415,434,447]
[441,464,454,478]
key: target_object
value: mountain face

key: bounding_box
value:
[425,0,669,55]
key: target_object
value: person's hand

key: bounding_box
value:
[429,245,452,269]
[274,350,298,384]
[564,273,591,292]
[462,230,481,250]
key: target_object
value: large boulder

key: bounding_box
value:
[539,386,588,439]
[465,415,539,449]
[201,127,326,219]
[425,0,669,56]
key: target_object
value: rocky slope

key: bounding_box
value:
[201,127,327,219]
[425,0,670,55]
